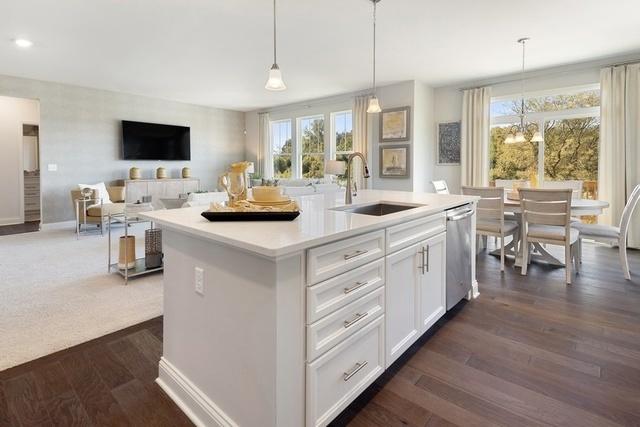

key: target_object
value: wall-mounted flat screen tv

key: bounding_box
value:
[122,120,191,160]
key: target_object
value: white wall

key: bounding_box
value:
[0,96,40,225]
[0,74,246,223]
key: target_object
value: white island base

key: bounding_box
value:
[142,190,478,427]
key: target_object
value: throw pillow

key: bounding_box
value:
[78,182,112,204]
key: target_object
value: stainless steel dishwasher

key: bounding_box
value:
[446,204,474,310]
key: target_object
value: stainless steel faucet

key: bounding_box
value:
[345,152,370,204]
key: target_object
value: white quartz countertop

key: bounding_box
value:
[140,190,477,258]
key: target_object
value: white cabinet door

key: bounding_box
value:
[385,241,421,367]
[418,232,446,334]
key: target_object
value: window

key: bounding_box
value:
[333,111,353,163]
[267,108,353,179]
[271,119,292,178]
[489,87,600,200]
[299,115,325,179]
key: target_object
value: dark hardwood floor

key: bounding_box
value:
[0,221,39,236]
[1,243,639,426]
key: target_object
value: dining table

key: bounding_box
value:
[488,196,610,267]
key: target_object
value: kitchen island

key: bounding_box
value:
[141,190,478,427]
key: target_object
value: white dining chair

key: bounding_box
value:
[462,186,519,272]
[572,183,640,280]
[542,180,583,200]
[432,180,449,194]
[519,188,579,284]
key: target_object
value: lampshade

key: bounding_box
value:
[367,96,382,113]
[531,131,543,142]
[246,162,255,174]
[514,131,526,143]
[325,159,346,175]
[504,133,515,144]
[265,64,286,91]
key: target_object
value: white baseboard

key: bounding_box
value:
[156,357,238,427]
[0,217,23,226]
[41,220,75,230]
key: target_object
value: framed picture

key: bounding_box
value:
[437,121,461,165]
[379,145,410,178]
[380,107,410,142]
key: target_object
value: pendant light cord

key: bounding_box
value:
[273,0,277,64]
[372,1,377,93]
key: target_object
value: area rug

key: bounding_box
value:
[0,223,163,371]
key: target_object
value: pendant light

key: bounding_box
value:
[504,38,543,143]
[265,0,286,91]
[367,0,382,113]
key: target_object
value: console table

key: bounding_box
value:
[124,178,199,209]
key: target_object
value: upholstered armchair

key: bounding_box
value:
[70,186,126,235]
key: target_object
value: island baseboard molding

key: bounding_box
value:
[157,357,238,427]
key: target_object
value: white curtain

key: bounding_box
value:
[352,96,370,189]
[599,64,640,248]
[461,87,491,187]
[258,112,272,178]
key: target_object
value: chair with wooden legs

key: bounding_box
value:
[519,189,579,284]
[572,183,640,280]
[462,186,519,272]
[431,180,450,195]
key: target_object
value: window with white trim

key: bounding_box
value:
[268,107,353,179]
[332,110,353,164]
[489,86,600,200]
[271,119,292,178]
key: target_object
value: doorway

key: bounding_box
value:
[0,95,41,235]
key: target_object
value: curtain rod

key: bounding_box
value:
[458,57,640,92]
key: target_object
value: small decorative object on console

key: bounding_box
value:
[129,167,142,180]
[156,167,168,179]
[181,167,191,178]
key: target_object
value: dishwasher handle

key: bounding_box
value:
[447,209,474,221]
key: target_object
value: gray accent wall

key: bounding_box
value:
[0,74,245,223]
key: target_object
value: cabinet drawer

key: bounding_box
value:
[307,230,385,284]
[307,287,384,361]
[307,258,385,324]
[386,213,445,254]
[306,316,384,427]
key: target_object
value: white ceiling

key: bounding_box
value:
[1,0,640,111]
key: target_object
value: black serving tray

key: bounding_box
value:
[201,210,300,222]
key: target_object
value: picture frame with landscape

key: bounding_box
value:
[379,145,410,178]
[380,106,410,142]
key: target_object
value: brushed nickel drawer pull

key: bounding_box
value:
[343,280,369,294]
[343,361,368,381]
[344,249,368,260]
[425,245,430,273]
[343,312,368,328]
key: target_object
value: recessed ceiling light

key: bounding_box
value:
[14,38,33,48]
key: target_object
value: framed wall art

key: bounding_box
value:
[380,106,410,142]
[437,121,461,165]
[379,145,410,178]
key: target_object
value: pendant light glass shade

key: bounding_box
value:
[367,96,382,113]
[514,131,526,143]
[265,64,286,91]
[265,0,286,91]
[367,0,382,114]
[504,133,515,144]
[531,131,543,142]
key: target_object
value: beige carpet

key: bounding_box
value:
[0,223,163,371]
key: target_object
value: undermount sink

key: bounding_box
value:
[331,202,424,216]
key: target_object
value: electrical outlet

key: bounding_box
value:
[195,267,204,295]
[47,164,58,172]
